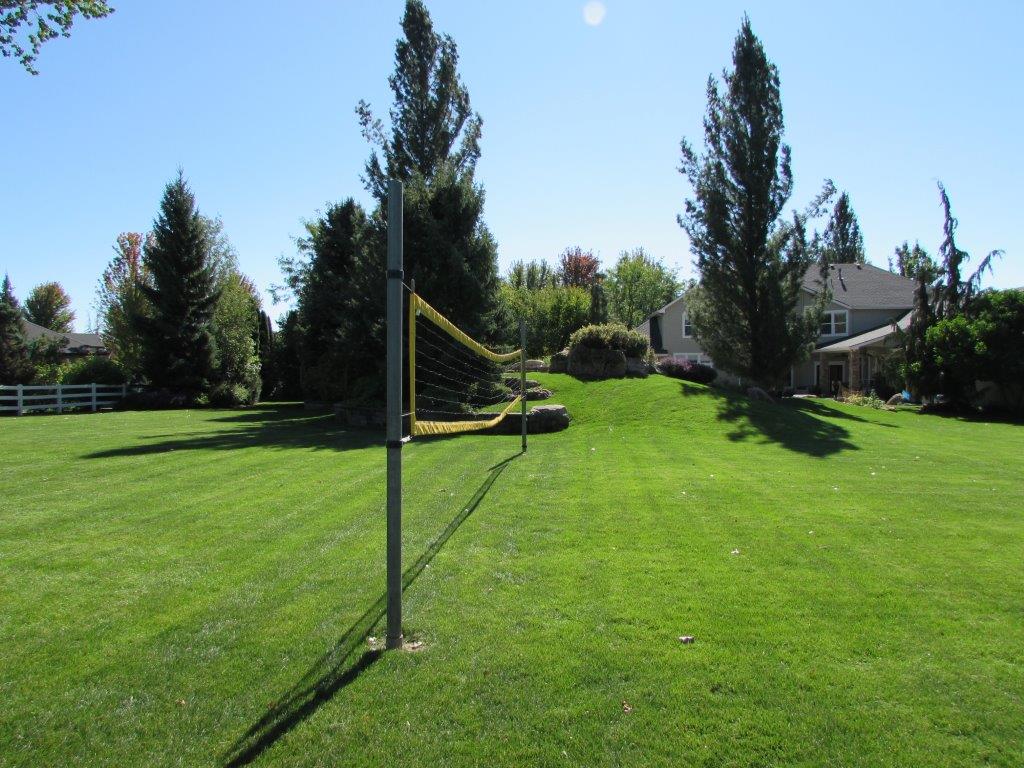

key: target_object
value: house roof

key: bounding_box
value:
[636,261,918,331]
[20,319,107,354]
[815,311,912,353]
[802,262,917,310]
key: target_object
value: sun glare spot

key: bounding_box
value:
[583,1,606,26]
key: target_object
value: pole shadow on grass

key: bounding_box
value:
[679,383,861,457]
[221,450,521,767]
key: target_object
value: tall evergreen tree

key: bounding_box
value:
[0,274,32,383]
[357,0,480,200]
[357,0,498,342]
[293,199,379,401]
[900,182,1002,403]
[137,173,220,394]
[820,192,866,263]
[25,280,75,332]
[678,17,829,386]
[589,273,609,325]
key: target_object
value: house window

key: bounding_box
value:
[820,310,848,337]
[682,312,693,338]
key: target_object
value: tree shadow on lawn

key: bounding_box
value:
[85,405,382,458]
[221,450,521,767]
[680,383,864,458]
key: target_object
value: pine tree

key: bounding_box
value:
[25,281,75,332]
[137,173,220,394]
[357,0,498,342]
[678,17,827,386]
[295,199,379,401]
[820,192,866,264]
[0,274,32,383]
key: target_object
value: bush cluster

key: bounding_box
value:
[657,357,717,384]
[568,323,649,358]
[842,390,888,410]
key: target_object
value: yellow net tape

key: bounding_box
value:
[409,293,524,437]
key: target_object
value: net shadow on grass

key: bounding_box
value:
[679,383,859,458]
[221,450,521,767]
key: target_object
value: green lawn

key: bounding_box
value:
[1,375,1022,767]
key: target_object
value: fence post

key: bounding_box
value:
[122,383,127,399]
[385,178,404,651]
[16,384,23,416]
[520,319,528,453]
[56,383,63,414]
[91,383,98,412]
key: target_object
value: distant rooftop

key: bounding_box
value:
[803,262,917,310]
[20,319,107,356]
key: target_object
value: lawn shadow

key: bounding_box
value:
[221,450,521,767]
[681,383,859,458]
[85,404,382,458]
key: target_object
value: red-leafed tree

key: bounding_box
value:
[559,246,600,287]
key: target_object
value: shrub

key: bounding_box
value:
[843,390,888,410]
[209,382,257,408]
[568,323,649,358]
[122,389,196,410]
[61,356,127,385]
[657,358,717,384]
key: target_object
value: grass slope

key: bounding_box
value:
[1,375,1022,767]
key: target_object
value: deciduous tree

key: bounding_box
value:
[559,247,600,287]
[605,248,679,330]
[95,232,150,379]
[890,241,939,282]
[1,0,114,74]
[25,281,74,332]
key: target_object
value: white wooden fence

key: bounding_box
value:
[0,383,132,415]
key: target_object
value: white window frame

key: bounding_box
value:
[682,312,693,338]
[820,310,849,337]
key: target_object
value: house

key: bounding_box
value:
[20,318,109,358]
[635,263,917,393]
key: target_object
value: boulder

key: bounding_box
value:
[488,403,570,434]
[524,387,553,401]
[549,348,569,373]
[746,386,774,404]
[568,347,627,379]
[503,377,540,392]
[625,356,651,378]
[505,359,549,374]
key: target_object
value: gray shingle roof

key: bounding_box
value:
[20,319,107,354]
[802,262,917,310]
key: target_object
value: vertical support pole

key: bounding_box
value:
[122,383,127,400]
[520,319,527,453]
[91,383,98,412]
[385,179,404,651]
[16,384,23,416]
[57,384,63,414]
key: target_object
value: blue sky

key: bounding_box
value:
[3,0,1022,330]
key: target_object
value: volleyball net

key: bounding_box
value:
[408,292,525,438]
